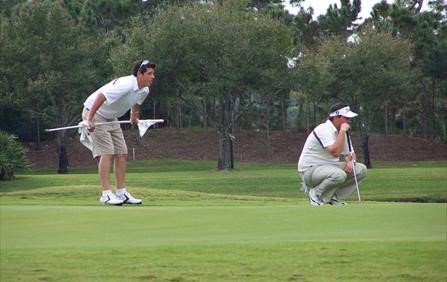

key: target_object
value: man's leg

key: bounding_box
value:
[97,154,123,205]
[114,153,142,204]
[114,154,127,189]
[98,154,114,190]
[336,162,367,200]
[304,165,347,203]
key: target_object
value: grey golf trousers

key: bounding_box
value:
[302,162,367,203]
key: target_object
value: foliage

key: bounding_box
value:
[1,0,446,155]
[0,0,115,172]
[0,131,30,181]
[368,0,447,140]
[295,25,415,167]
[317,0,361,36]
[112,0,294,169]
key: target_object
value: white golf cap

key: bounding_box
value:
[329,106,358,118]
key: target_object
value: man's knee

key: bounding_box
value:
[355,163,367,181]
[329,169,347,184]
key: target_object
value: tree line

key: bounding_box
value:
[1,0,446,171]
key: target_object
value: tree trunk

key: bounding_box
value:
[280,95,286,131]
[202,96,208,130]
[384,102,389,140]
[359,121,372,168]
[57,133,68,174]
[218,130,232,170]
[35,116,41,150]
[420,90,428,138]
[305,102,312,133]
[229,126,234,169]
[360,133,371,168]
[176,95,182,128]
[263,96,271,146]
[298,97,304,130]
[152,97,157,119]
[402,109,407,135]
[217,99,234,170]
[431,76,436,140]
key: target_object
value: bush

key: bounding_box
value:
[0,131,30,181]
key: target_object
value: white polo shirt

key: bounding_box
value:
[298,119,351,172]
[84,75,150,119]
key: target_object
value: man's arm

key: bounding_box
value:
[130,104,140,125]
[87,93,107,130]
[325,123,350,157]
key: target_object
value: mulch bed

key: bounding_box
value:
[25,128,447,169]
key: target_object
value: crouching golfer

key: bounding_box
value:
[82,59,156,205]
[298,103,367,206]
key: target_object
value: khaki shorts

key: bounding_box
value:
[82,108,128,158]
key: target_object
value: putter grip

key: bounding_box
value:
[346,132,353,152]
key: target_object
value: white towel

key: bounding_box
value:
[78,121,93,151]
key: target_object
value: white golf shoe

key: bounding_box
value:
[116,191,142,205]
[308,188,324,206]
[100,193,123,206]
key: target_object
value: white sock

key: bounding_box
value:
[102,189,112,196]
[116,188,126,195]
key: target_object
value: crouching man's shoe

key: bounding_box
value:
[308,188,324,206]
[329,195,347,206]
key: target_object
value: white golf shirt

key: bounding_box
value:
[84,75,149,119]
[298,120,351,172]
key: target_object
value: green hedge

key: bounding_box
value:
[0,131,30,181]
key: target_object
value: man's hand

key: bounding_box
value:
[343,160,354,173]
[340,122,351,132]
[344,152,356,162]
[86,92,106,132]
[130,112,139,126]
[87,119,95,131]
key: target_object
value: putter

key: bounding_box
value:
[346,132,361,202]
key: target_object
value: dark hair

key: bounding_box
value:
[328,102,349,120]
[132,59,156,77]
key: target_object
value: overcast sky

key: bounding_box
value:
[284,0,429,22]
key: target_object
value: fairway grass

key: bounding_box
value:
[1,160,446,281]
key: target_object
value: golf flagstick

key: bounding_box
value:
[45,120,133,132]
[346,131,361,202]
[46,119,164,151]
[45,119,164,137]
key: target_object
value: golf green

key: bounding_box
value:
[2,203,445,248]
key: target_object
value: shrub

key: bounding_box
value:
[0,131,30,181]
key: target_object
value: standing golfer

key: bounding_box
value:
[82,59,155,205]
[298,103,367,206]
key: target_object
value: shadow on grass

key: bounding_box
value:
[385,197,447,203]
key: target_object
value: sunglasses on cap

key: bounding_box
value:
[139,60,155,71]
